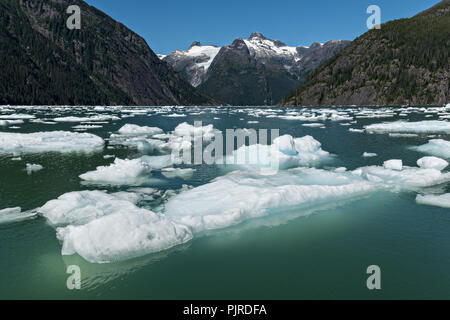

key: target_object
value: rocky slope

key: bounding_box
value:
[0,0,214,106]
[162,33,349,105]
[281,0,450,106]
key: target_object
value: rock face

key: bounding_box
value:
[0,0,214,106]
[281,0,450,106]
[163,42,221,87]
[162,33,349,105]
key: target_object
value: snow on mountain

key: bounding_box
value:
[243,32,306,64]
[162,33,350,92]
[163,42,221,87]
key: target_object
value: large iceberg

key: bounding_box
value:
[165,168,376,233]
[39,191,193,263]
[0,131,104,153]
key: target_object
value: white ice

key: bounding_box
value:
[25,163,43,175]
[412,139,450,159]
[417,156,448,171]
[0,131,104,154]
[416,194,450,209]
[365,121,450,134]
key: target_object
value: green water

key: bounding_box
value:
[0,106,449,299]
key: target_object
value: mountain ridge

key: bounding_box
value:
[0,0,215,106]
[281,0,449,106]
[162,32,350,105]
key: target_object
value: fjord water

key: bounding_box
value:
[0,106,449,299]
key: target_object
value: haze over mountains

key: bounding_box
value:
[161,33,350,105]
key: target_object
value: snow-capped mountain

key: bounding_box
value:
[163,42,221,87]
[160,33,350,105]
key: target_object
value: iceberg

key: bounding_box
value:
[0,131,104,154]
[383,160,403,171]
[118,124,163,136]
[53,115,120,122]
[79,158,153,186]
[0,207,37,224]
[25,163,43,175]
[365,121,450,134]
[162,168,195,180]
[224,135,332,170]
[56,209,193,264]
[39,190,193,263]
[412,140,450,159]
[0,120,24,126]
[417,157,448,171]
[363,152,378,158]
[416,194,450,209]
[165,168,376,233]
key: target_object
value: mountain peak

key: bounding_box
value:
[249,32,267,40]
[189,41,202,49]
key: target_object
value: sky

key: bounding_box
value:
[85,0,437,55]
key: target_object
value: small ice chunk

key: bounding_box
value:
[363,152,378,158]
[416,194,450,209]
[25,163,43,175]
[417,157,448,171]
[383,160,403,171]
[162,168,195,180]
[0,207,37,224]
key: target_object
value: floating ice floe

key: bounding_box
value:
[417,157,448,171]
[165,168,376,233]
[416,194,450,209]
[79,158,153,185]
[0,120,24,126]
[53,115,120,122]
[79,155,175,185]
[0,207,37,224]
[38,191,193,263]
[224,135,332,170]
[161,168,195,180]
[25,163,43,175]
[0,131,104,153]
[363,152,378,158]
[383,160,403,171]
[353,163,450,190]
[0,114,35,120]
[118,124,163,136]
[412,139,450,159]
[365,121,450,134]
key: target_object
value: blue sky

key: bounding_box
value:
[85,0,437,54]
